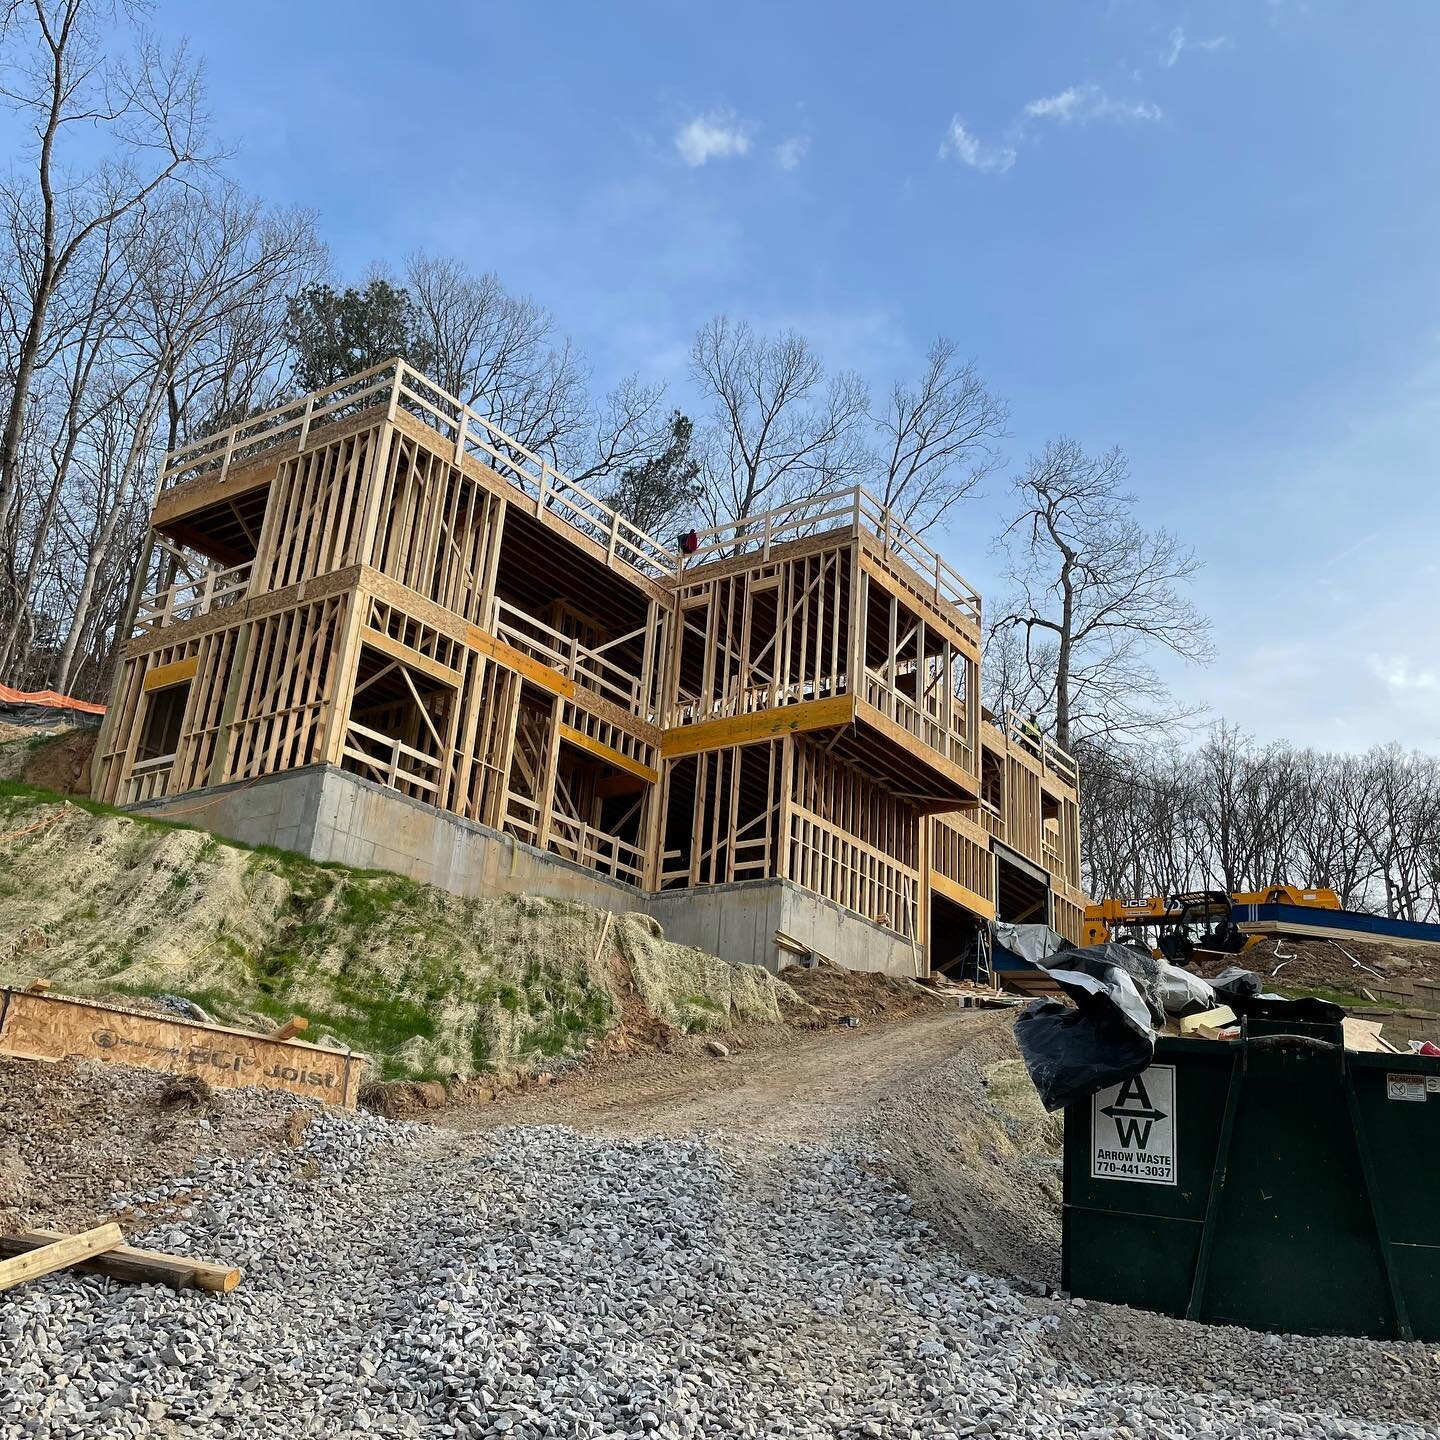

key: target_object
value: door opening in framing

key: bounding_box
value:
[340,644,455,804]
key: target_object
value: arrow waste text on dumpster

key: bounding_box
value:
[1091,1065,1177,1185]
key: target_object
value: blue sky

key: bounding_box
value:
[148,0,1440,752]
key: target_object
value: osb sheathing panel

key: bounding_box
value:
[0,990,365,1108]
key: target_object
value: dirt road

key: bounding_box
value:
[447,1007,1002,1145]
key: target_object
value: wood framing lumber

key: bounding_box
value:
[104,357,1089,978]
[1342,1017,1392,1054]
[270,1016,310,1042]
[660,695,854,759]
[0,1222,123,1293]
[929,869,998,921]
[142,655,199,692]
[0,1229,241,1293]
[557,723,658,783]
[357,621,463,688]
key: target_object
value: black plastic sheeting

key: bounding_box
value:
[992,921,1072,967]
[1015,947,1158,1113]
[1011,933,1348,1111]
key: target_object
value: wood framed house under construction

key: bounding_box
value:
[94,359,1087,978]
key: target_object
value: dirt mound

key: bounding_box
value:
[1195,932,1440,998]
[0,726,97,794]
[0,789,811,1084]
[851,1013,1063,1288]
[779,958,945,1024]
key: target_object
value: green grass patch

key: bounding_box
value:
[1275,985,1403,1010]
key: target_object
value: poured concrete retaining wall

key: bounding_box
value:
[648,879,917,978]
[133,766,649,917]
[131,766,917,978]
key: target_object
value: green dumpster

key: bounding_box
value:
[1062,1017,1440,1340]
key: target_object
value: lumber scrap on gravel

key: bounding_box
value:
[0,1222,122,1292]
[0,1228,241,1293]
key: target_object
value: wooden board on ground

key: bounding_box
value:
[1180,1004,1237,1035]
[0,989,364,1107]
[0,1222,122,1293]
[0,1229,241,1293]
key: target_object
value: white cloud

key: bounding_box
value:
[938,116,1016,174]
[1167,27,1233,64]
[674,111,751,167]
[774,135,809,171]
[1024,84,1162,125]
[1368,654,1440,695]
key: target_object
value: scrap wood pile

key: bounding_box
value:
[0,1221,239,1294]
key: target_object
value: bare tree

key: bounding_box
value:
[690,315,870,528]
[0,0,212,538]
[0,200,137,672]
[872,337,1006,535]
[403,251,589,461]
[990,438,1213,749]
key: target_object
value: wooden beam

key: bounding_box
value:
[360,623,463,689]
[661,694,854,759]
[0,1229,242,1293]
[270,1016,309,1042]
[0,1222,123,1293]
[466,626,578,701]
[143,656,199,692]
[930,869,997,921]
[557,723,659,783]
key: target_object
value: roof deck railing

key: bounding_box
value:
[681,485,983,627]
[157,358,677,584]
[999,709,1079,787]
[158,359,983,623]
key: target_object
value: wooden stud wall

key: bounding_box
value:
[787,738,921,939]
[253,428,379,594]
[223,594,348,784]
[367,429,504,624]
[669,544,850,727]
[659,739,783,890]
[1004,754,1043,864]
[106,373,1088,951]
[1053,891,1085,945]
[928,814,996,909]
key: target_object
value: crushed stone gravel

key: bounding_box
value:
[2,1107,1437,1439]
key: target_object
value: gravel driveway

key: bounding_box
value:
[2,1098,1437,1439]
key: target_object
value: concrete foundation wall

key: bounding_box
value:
[133,767,918,977]
[134,766,649,916]
[649,880,916,978]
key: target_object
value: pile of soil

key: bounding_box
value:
[779,958,946,1025]
[849,1013,1064,1288]
[0,1055,311,1235]
[1195,933,1440,997]
[0,726,97,795]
